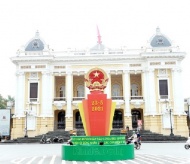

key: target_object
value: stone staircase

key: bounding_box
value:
[111,129,187,142]
[3,129,187,143]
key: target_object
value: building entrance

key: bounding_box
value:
[57,111,65,129]
[75,111,83,129]
[131,110,141,130]
[112,110,123,129]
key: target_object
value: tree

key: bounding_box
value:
[0,95,15,109]
[0,94,6,109]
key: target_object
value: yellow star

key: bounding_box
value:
[93,71,100,77]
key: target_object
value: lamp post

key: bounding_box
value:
[165,100,174,137]
[24,110,28,138]
[167,107,174,137]
[24,103,32,138]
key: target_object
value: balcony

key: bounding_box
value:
[112,96,124,100]
[72,97,85,107]
[130,96,144,108]
[130,96,143,100]
[72,97,85,101]
[53,97,66,109]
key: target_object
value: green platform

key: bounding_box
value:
[62,144,134,161]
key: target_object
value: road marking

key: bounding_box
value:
[50,155,56,164]
[118,161,127,164]
[26,156,38,164]
[135,158,154,164]
[127,160,140,164]
[137,155,164,164]
[38,155,46,164]
[142,154,187,164]
[11,157,27,164]
[10,154,190,164]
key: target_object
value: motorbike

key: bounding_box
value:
[40,134,52,144]
[52,136,64,143]
[184,137,190,149]
[127,136,141,150]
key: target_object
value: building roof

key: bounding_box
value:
[25,31,45,51]
[150,27,172,47]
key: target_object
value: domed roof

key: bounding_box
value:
[150,27,171,47]
[25,31,45,51]
[90,43,106,51]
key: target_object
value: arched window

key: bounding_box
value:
[131,84,138,96]
[112,84,120,96]
[60,85,65,97]
[77,85,84,97]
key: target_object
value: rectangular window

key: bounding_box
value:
[159,80,168,99]
[30,83,38,101]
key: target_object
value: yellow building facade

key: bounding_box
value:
[10,28,189,139]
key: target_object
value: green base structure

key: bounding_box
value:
[62,144,134,161]
[62,136,135,161]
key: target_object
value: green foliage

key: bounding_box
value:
[0,94,14,109]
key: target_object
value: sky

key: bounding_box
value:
[0,0,190,98]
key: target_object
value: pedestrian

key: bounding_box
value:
[137,131,142,144]
[125,126,129,141]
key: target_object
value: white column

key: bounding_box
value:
[105,72,111,98]
[147,69,157,115]
[66,71,73,117]
[15,72,25,117]
[172,68,184,114]
[47,73,53,116]
[142,70,149,115]
[123,71,131,116]
[41,71,49,117]
[84,74,90,99]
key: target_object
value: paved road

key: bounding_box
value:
[0,143,190,164]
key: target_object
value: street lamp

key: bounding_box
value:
[165,100,174,137]
[166,107,174,137]
[24,103,33,138]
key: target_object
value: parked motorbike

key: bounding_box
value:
[127,137,141,150]
[184,137,190,149]
[52,136,64,143]
[40,134,52,144]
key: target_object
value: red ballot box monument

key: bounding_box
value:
[62,68,134,161]
[79,68,115,136]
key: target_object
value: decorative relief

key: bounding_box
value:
[72,64,123,69]
[150,62,161,65]
[54,66,65,69]
[129,64,141,67]
[21,65,31,69]
[165,61,176,65]
[159,69,167,75]
[30,72,38,78]
[35,65,46,68]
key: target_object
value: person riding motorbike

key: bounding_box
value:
[127,131,141,149]
[127,131,137,144]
